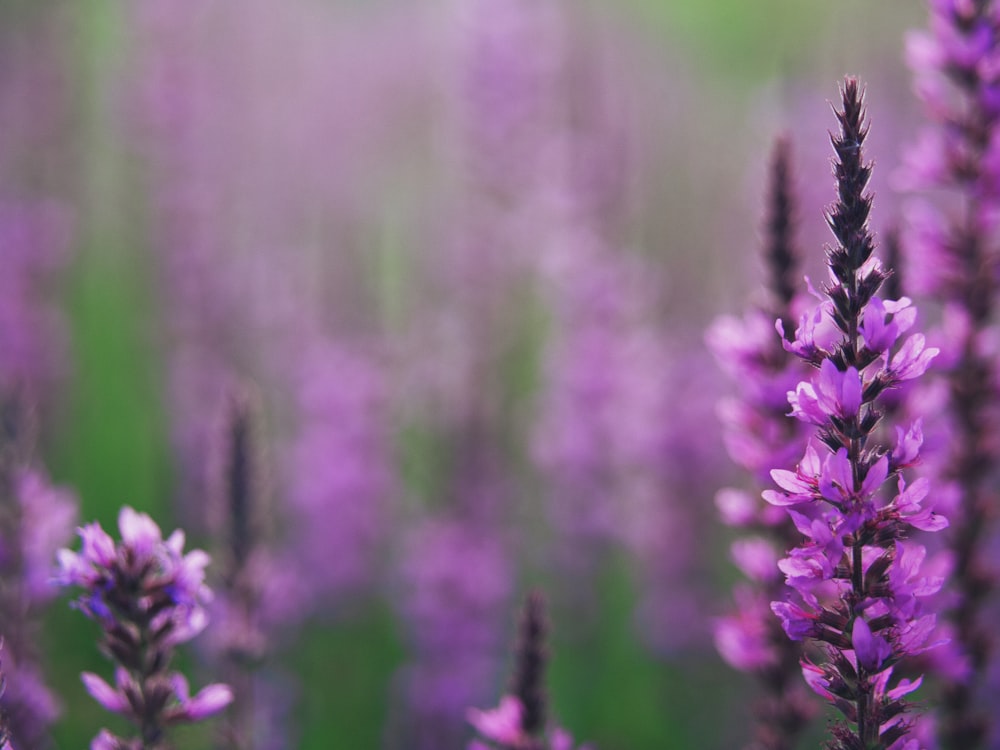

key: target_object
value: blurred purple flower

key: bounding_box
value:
[129,0,429,528]
[0,13,74,405]
[0,201,72,398]
[274,343,392,618]
[467,696,593,750]
[0,405,76,750]
[393,516,512,750]
[466,592,593,750]
[708,137,818,749]
[899,2,1000,747]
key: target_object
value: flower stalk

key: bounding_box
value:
[767,79,945,750]
[901,2,1000,745]
[57,508,232,749]
[709,137,817,750]
[467,591,591,750]
[211,390,267,750]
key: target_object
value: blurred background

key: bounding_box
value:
[0,1,928,747]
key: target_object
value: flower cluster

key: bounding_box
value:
[765,79,946,749]
[708,137,818,749]
[206,390,272,750]
[901,2,1000,746]
[0,467,76,749]
[394,515,512,749]
[0,396,77,749]
[57,507,232,748]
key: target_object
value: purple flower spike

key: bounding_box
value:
[766,79,947,750]
[709,136,819,749]
[57,508,231,747]
[201,388,289,750]
[467,592,593,750]
[901,2,1000,746]
[0,399,77,749]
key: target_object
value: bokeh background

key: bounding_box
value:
[1,1,931,747]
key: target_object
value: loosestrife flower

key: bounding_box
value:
[0,399,77,750]
[205,390,276,750]
[467,592,592,750]
[393,515,512,749]
[709,137,818,749]
[766,79,946,749]
[56,507,232,748]
[900,1,1000,746]
[0,11,75,407]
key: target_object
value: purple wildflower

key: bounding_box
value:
[766,80,946,749]
[0,199,71,401]
[0,12,74,406]
[203,389,274,750]
[0,399,76,749]
[466,592,593,750]
[56,507,232,747]
[392,515,512,750]
[275,343,391,617]
[709,137,818,749]
[900,2,1000,746]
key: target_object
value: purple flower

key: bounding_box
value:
[278,343,391,617]
[714,587,783,671]
[765,79,947,749]
[709,136,819,749]
[80,671,129,715]
[57,508,231,746]
[467,696,523,746]
[393,516,512,749]
[164,675,234,722]
[900,2,1000,745]
[466,593,593,750]
[0,12,75,405]
[0,433,77,749]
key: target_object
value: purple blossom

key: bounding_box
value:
[129,0,429,532]
[466,593,593,750]
[0,413,77,750]
[714,586,788,671]
[468,695,523,747]
[275,343,392,618]
[899,2,1000,746]
[765,79,946,749]
[0,200,72,398]
[466,696,592,750]
[0,29,76,736]
[57,507,231,747]
[709,137,818,749]
[0,12,74,406]
[200,389,292,750]
[392,516,512,749]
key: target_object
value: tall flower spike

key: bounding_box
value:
[207,388,271,750]
[467,591,592,750]
[766,79,946,750]
[709,137,818,750]
[901,2,1000,746]
[56,507,232,748]
[0,395,76,749]
[509,590,548,738]
[765,136,801,338]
